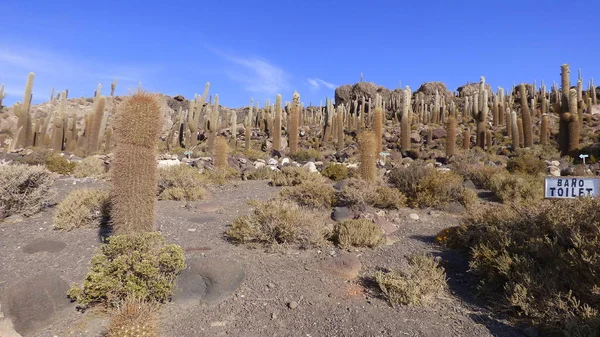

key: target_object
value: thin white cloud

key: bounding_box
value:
[209,47,290,97]
[0,44,159,104]
[307,77,337,90]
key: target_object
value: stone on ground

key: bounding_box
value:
[173,257,245,309]
[0,272,71,335]
[319,253,362,279]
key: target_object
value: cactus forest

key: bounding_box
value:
[0,62,599,337]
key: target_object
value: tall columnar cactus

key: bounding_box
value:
[244,99,253,150]
[511,111,519,149]
[433,89,440,124]
[207,94,219,153]
[485,130,492,150]
[0,83,5,107]
[337,104,345,152]
[214,135,228,168]
[446,116,456,158]
[540,114,549,145]
[14,72,35,148]
[110,78,118,97]
[273,94,282,152]
[104,126,113,153]
[400,87,411,152]
[358,131,377,182]
[462,129,470,150]
[559,64,570,156]
[567,88,580,157]
[474,77,488,149]
[492,94,499,127]
[111,91,163,235]
[517,117,524,148]
[519,84,533,147]
[592,78,597,105]
[187,82,210,145]
[289,91,300,155]
[372,104,383,154]
[88,96,107,153]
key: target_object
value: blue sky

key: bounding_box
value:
[0,0,598,108]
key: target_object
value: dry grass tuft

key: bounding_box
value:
[74,156,107,178]
[0,164,56,219]
[280,180,338,209]
[226,198,326,246]
[333,219,384,248]
[375,253,447,306]
[157,164,206,201]
[339,178,406,210]
[270,166,320,186]
[53,188,110,231]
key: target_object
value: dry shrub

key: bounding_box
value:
[445,198,600,335]
[290,148,323,162]
[67,232,185,307]
[0,164,56,219]
[54,189,110,230]
[280,180,338,209]
[74,156,107,178]
[333,219,384,248]
[106,296,159,337]
[339,178,406,210]
[204,166,239,185]
[270,166,319,186]
[243,148,268,161]
[17,148,53,166]
[45,153,76,174]
[226,198,326,246]
[157,164,206,201]
[506,151,547,175]
[389,164,476,210]
[321,163,348,181]
[489,171,544,204]
[244,166,275,180]
[374,253,447,306]
[458,164,506,190]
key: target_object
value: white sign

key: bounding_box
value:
[544,177,599,199]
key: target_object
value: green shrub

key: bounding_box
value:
[280,180,338,209]
[18,148,53,166]
[0,164,56,219]
[67,232,185,307]
[54,189,110,230]
[375,253,447,307]
[332,219,384,248]
[321,163,348,181]
[226,198,326,246]
[157,164,206,201]
[74,156,107,178]
[45,153,76,174]
[444,198,600,335]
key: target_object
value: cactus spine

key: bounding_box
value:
[111,91,163,235]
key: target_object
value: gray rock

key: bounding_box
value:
[173,257,245,309]
[303,162,318,173]
[547,166,561,177]
[1,272,71,335]
[462,179,477,190]
[332,207,353,222]
[408,213,420,221]
[319,253,362,279]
